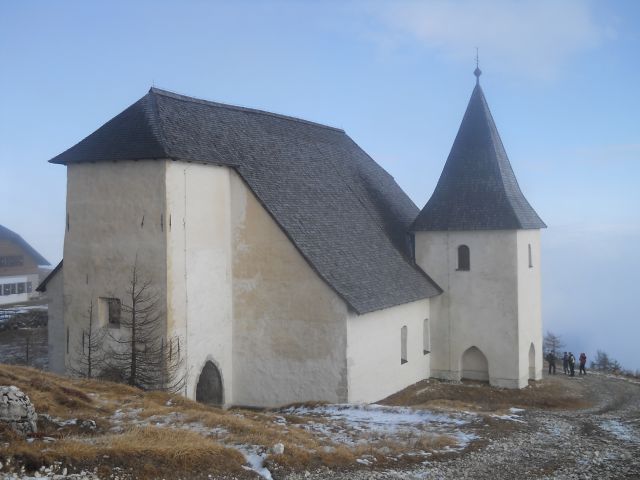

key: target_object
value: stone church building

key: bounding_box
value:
[43,71,545,407]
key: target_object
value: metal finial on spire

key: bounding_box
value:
[474,47,482,84]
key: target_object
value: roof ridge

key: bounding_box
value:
[146,89,171,156]
[149,87,345,133]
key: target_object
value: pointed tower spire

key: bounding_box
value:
[411,72,545,231]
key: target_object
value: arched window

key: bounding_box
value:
[457,245,470,271]
[400,326,408,364]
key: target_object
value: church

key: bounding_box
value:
[42,69,545,407]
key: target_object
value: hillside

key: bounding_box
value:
[0,365,639,479]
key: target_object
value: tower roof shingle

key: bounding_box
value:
[411,82,546,231]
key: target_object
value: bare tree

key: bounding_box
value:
[543,331,565,358]
[70,300,105,378]
[106,261,185,393]
[591,350,623,373]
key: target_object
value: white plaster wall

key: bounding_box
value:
[45,269,65,373]
[63,161,168,375]
[415,230,524,388]
[346,299,430,403]
[230,171,349,407]
[516,229,543,382]
[165,161,233,405]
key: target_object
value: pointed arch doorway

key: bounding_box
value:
[461,346,489,381]
[196,360,224,406]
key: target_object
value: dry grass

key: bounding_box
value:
[381,377,591,412]
[0,365,371,476]
[4,427,246,479]
[0,365,588,477]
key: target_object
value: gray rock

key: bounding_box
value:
[0,385,37,435]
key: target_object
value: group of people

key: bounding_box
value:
[546,351,587,377]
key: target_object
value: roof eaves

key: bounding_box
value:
[36,260,63,292]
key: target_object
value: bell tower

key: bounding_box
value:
[412,68,546,388]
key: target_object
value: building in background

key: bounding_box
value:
[0,225,50,306]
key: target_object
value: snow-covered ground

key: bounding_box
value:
[281,403,478,450]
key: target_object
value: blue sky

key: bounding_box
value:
[1,1,639,370]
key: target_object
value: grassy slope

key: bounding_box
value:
[0,365,419,479]
[0,366,590,479]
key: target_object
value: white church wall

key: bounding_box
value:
[229,171,349,407]
[63,161,168,374]
[165,161,234,405]
[346,299,430,403]
[45,268,65,374]
[516,229,543,382]
[415,230,526,388]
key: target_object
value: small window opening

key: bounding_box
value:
[423,318,430,355]
[108,298,121,326]
[401,326,408,364]
[100,297,122,327]
[457,245,470,271]
[528,244,533,268]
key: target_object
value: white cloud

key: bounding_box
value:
[367,0,611,80]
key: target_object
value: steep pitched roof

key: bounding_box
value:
[49,88,441,314]
[0,225,50,266]
[411,81,546,231]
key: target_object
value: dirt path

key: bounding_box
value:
[285,373,640,479]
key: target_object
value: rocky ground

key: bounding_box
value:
[285,373,640,480]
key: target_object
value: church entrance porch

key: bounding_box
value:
[461,346,489,382]
[196,360,224,406]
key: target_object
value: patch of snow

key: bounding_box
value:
[509,407,525,413]
[600,419,639,443]
[281,403,478,450]
[491,413,526,423]
[236,445,273,480]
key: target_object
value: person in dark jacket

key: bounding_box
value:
[546,352,557,374]
[568,352,576,377]
[579,352,587,375]
[563,352,569,374]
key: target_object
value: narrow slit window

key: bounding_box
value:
[528,244,533,268]
[423,319,430,355]
[401,326,408,364]
[457,245,470,271]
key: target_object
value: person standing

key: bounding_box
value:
[579,352,587,375]
[568,352,576,377]
[563,352,569,375]
[547,351,557,374]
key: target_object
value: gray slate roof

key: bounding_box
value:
[411,83,546,231]
[49,88,441,314]
[0,225,50,266]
